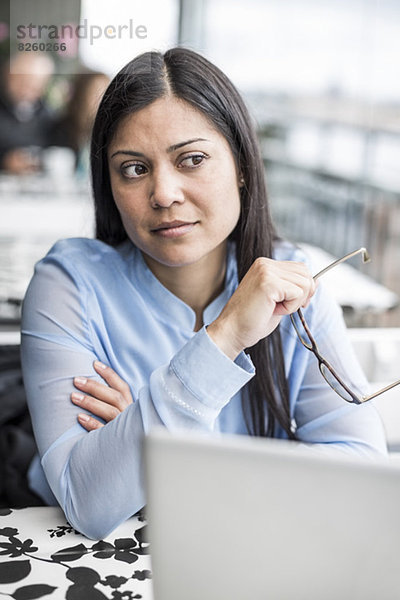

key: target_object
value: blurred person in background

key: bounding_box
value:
[52,70,110,177]
[0,52,55,174]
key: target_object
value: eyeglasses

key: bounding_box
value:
[290,247,400,404]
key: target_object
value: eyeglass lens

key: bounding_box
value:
[319,363,358,403]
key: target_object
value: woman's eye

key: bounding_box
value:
[179,154,207,168]
[121,162,147,178]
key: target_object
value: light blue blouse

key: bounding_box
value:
[21,238,387,539]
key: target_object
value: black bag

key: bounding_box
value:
[0,345,44,507]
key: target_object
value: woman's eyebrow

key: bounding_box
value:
[110,138,210,159]
[166,138,210,152]
[110,149,145,159]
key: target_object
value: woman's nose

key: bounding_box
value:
[149,167,185,208]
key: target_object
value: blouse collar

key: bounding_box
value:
[129,241,238,333]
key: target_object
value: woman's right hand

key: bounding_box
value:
[207,257,316,360]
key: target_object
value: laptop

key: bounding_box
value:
[144,428,400,600]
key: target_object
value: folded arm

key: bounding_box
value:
[21,260,254,539]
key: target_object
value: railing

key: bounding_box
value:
[264,156,400,326]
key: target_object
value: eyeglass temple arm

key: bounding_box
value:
[313,247,371,281]
[361,379,400,403]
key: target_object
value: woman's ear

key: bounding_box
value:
[238,175,245,188]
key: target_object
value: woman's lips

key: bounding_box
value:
[151,221,197,238]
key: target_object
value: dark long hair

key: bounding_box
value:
[91,47,294,439]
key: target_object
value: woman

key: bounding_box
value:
[21,48,386,540]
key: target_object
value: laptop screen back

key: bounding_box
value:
[145,429,400,600]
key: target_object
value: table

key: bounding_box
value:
[1,170,397,326]
[299,243,398,314]
[0,173,94,324]
[0,507,153,599]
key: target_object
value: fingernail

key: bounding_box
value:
[94,360,107,370]
[74,377,87,385]
[71,392,84,403]
[78,413,90,422]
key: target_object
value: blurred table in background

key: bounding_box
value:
[0,173,94,328]
[0,172,398,331]
[349,327,400,452]
[300,243,399,326]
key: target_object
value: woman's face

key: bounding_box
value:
[107,96,242,273]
